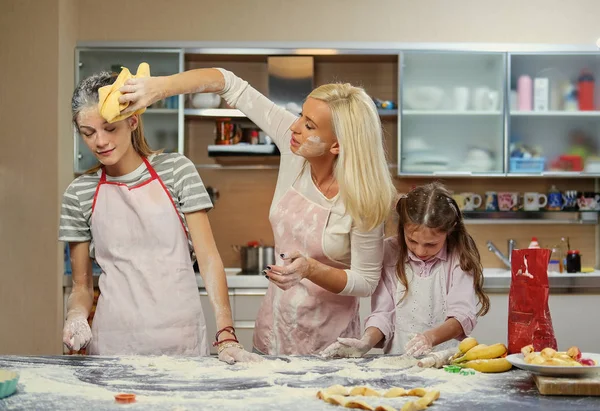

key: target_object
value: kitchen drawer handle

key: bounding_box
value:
[234,290,266,296]
[199,291,234,296]
[233,321,256,329]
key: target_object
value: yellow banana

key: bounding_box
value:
[449,337,479,361]
[461,358,513,373]
[450,344,486,362]
[458,337,478,354]
[452,343,506,363]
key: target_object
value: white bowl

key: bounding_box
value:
[403,86,445,110]
[191,93,221,109]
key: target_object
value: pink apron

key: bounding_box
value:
[88,157,208,356]
[253,183,361,355]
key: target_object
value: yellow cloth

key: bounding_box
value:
[98,62,150,123]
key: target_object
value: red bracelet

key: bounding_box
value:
[215,326,236,342]
[212,338,239,347]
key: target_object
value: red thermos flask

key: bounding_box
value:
[578,70,595,111]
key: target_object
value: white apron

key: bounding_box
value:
[253,184,360,355]
[88,157,208,356]
[389,263,456,354]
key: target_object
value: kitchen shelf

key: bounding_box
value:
[185,108,246,118]
[145,108,179,114]
[185,108,397,118]
[388,171,600,178]
[510,111,600,117]
[463,210,599,225]
[195,163,280,170]
[207,144,278,156]
[377,109,398,117]
[403,110,502,116]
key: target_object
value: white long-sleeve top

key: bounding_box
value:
[217,68,383,296]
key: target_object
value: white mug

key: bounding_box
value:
[461,192,483,211]
[453,87,470,111]
[473,87,499,111]
[524,192,548,211]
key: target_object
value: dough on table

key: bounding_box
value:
[384,387,407,398]
[349,386,380,397]
[316,385,440,411]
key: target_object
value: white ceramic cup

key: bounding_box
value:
[473,87,499,111]
[461,192,483,211]
[524,192,548,211]
[453,87,470,111]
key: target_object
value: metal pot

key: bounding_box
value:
[233,244,275,274]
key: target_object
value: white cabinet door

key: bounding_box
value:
[74,48,184,173]
[359,296,383,355]
[471,293,600,353]
[233,289,266,322]
[199,290,234,355]
[399,51,506,176]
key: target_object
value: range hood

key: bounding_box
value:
[267,56,314,115]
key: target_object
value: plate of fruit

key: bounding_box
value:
[506,345,600,377]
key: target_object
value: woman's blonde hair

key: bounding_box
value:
[71,71,160,174]
[395,182,490,316]
[308,84,396,231]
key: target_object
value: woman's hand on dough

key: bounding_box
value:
[320,337,372,358]
[218,346,263,365]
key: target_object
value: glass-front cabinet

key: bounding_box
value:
[74,48,183,173]
[508,53,600,176]
[398,51,506,176]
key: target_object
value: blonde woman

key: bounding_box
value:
[119,67,396,355]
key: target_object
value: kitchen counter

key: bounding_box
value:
[62,269,600,293]
[1,355,598,410]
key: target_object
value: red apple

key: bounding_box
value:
[567,346,582,361]
[579,358,596,366]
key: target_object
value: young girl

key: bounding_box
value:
[60,69,260,364]
[321,182,490,357]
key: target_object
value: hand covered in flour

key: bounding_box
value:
[118,76,169,115]
[264,251,313,291]
[404,333,434,358]
[62,315,92,351]
[320,336,373,358]
[218,346,263,365]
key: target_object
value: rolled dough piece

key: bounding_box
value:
[383,387,407,398]
[349,386,380,397]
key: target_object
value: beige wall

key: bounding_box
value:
[1,0,598,354]
[0,0,78,355]
[77,0,600,45]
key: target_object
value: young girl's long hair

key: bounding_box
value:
[71,71,159,174]
[395,182,489,316]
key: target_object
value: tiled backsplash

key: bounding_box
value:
[197,168,597,269]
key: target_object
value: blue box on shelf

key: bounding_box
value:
[509,157,545,173]
[64,243,102,274]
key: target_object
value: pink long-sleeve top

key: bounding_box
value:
[364,237,479,353]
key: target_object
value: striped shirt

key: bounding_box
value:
[59,152,213,261]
